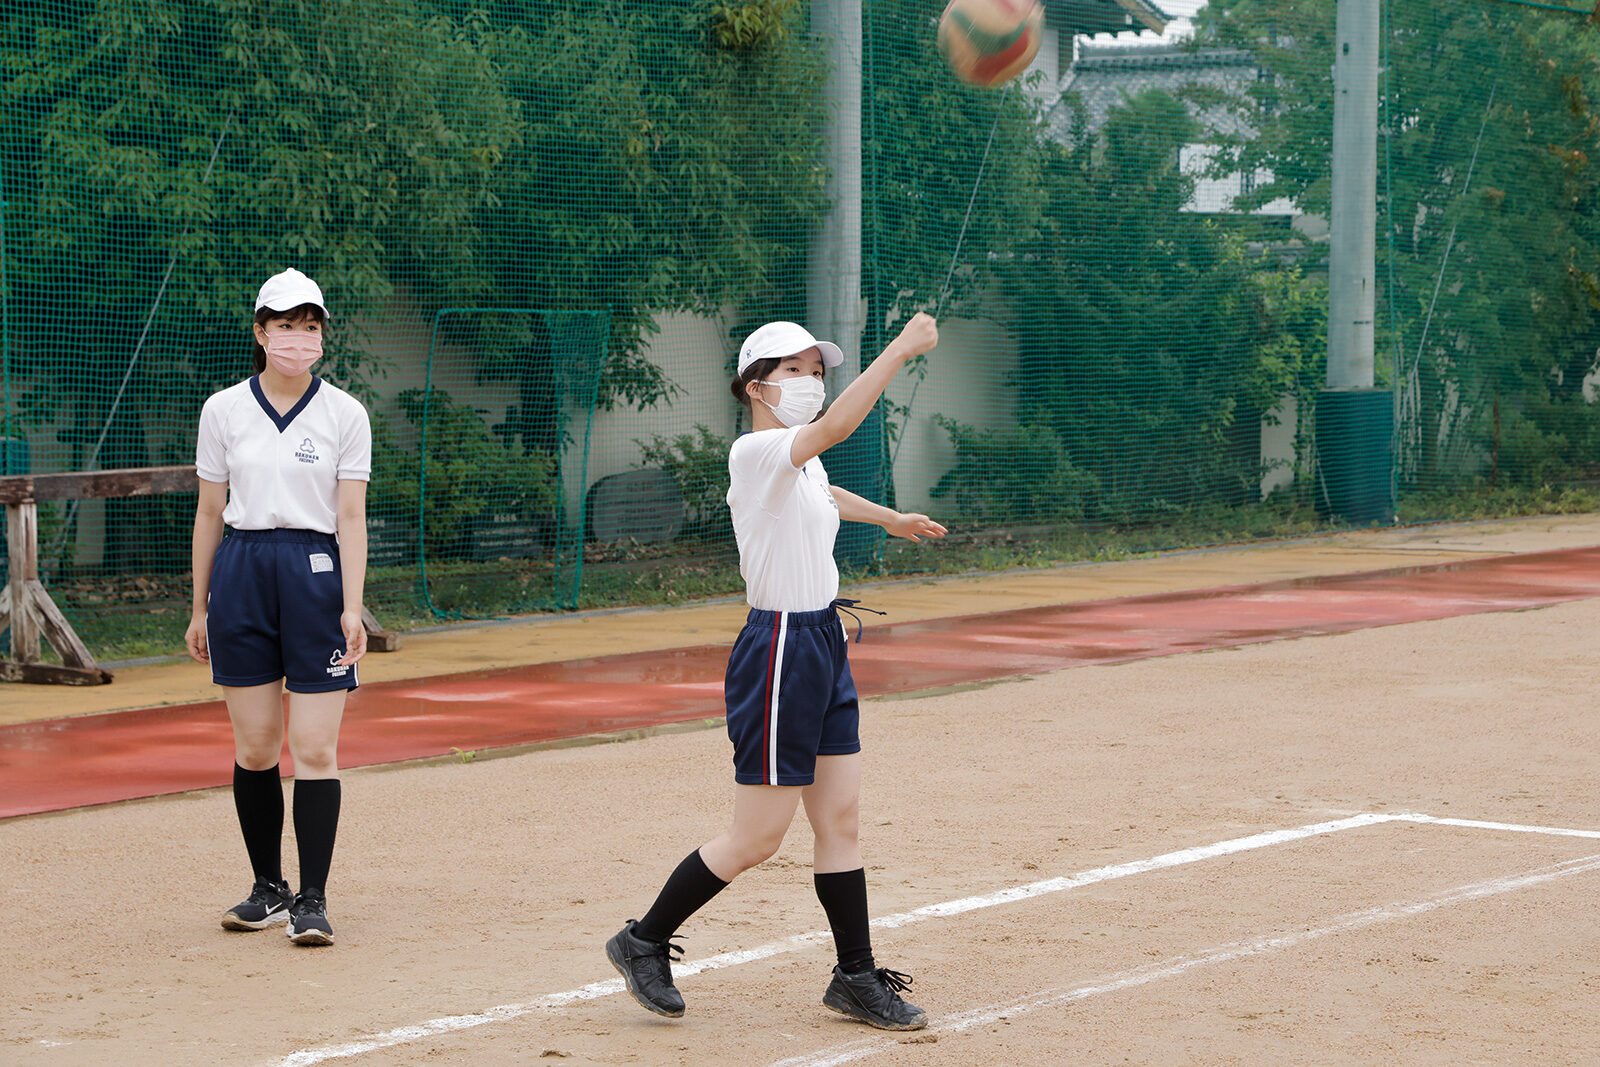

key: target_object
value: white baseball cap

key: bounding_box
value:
[737,321,844,375]
[255,268,329,316]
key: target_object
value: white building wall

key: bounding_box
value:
[563,311,741,517]
[1261,394,1298,499]
[1025,27,1064,115]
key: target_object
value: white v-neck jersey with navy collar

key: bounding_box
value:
[195,375,372,534]
[727,426,841,612]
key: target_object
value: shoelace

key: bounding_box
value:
[831,598,886,643]
[874,968,914,995]
[625,924,685,963]
[250,880,287,904]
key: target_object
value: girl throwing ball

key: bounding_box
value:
[186,268,371,946]
[607,312,945,1029]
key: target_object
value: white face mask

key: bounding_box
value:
[757,376,826,426]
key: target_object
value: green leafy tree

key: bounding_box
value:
[392,388,559,557]
[1002,90,1307,519]
[636,424,736,543]
[4,0,517,566]
[1196,0,1600,489]
[929,416,1096,524]
[464,0,828,422]
[3,0,830,575]
[863,0,1048,334]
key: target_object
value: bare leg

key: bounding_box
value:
[224,683,285,769]
[285,689,346,779]
[802,753,863,874]
[699,783,805,880]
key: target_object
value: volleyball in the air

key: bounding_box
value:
[937,0,1044,88]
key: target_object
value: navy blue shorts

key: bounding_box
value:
[207,528,358,694]
[725,604,860,786]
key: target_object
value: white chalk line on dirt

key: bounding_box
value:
[275,813,1391,1066]
[1390,813,1600,839]
[767,850,1600,1067]
[274,810,1600,1066]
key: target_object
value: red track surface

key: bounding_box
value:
[4,546,1599,819]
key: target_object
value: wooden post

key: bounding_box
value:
[1,501,113,684]
[4,502,39,663]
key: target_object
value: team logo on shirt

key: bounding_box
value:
[295,437,320,465]
[818,479,839,512]
[326,649,349,678]
[803,467,840,512]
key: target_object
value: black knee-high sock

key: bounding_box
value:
[815,868,875,974]
[233,764,284,884]
[634,850,729,944]
[293,778,341,894]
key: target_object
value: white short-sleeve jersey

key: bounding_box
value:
[195,376,372,534]
[726,427,840,612]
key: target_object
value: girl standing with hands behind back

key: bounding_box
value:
[186,268,371,946]
[607,312,945,1030]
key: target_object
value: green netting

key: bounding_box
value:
[4,0,1600,661]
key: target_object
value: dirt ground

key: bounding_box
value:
[5,578,1600,1065]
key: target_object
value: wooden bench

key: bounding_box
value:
[1,464,398,686]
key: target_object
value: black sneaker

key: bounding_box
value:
[822,966,928,1031]
[221,876,292,931]
[605,921,686,1018]
[286,888,335,946]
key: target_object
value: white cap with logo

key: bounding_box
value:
[737,321,844,375]
[255,268,329,316]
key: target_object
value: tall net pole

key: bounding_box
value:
[808,0,864,382]
[1328,0,1379,391]
[1319,0,1392,524]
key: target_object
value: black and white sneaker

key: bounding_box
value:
[221,876,293,931]
[822,965,928,1031]
[286,888,335,946]
[605,921,686,1018]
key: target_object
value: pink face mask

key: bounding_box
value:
[264,331,323,376]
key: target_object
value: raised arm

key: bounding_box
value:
[789,313,939,469]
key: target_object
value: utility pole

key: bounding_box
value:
[1319,0,1394,523]
[810,0,886,563]
[808,0,863,383]
[1327,0,1378,389]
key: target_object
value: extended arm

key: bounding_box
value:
[831,486,948,542]
[789,313,939,469]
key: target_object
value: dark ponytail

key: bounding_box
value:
[730,356,782,407]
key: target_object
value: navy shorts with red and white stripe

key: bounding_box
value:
[725,604,861,786]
